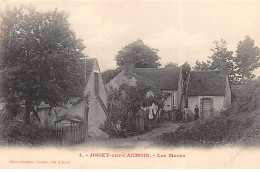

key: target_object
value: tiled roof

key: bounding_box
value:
[187,70,226,96]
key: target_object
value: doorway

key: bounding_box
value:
[202,98,212,118]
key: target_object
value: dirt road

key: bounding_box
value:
[0,121,179,148]
[72,121,179,150]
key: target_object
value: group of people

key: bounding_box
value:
[116,103,200,134]
[116,102,162,134]
[141,102,161,128]
[167,105,200,122]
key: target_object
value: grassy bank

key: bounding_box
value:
[155,79,260,147]
[156,110,259,147]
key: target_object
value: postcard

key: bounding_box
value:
[0,0,259,169]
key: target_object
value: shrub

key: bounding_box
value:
[220,106,233,117]
[2,121,53,146]
[231,79,260,113]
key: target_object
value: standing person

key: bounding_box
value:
[134,112,139,132]
[141,104,149,131]
[167,105,171,119]
[194,105,199,120]
[176,108,181,123]
[172,106,176,122]
[138,104,146,133]
[155,103,159,125]
[180,107,185,122]
[183,107,188,122]
[157,101,164,122]
[151,103,157,126]
[149,103,153,123]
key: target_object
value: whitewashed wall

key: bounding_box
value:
[162,90,174,111]
[83,60,108,137]
[188,96,225,118]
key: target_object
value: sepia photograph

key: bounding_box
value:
[0,0,259,169]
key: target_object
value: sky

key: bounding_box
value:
[1,0,260,76]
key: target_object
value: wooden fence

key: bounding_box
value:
[62,124,86,145]
[47,124,87,145]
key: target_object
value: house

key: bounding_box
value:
[37,58,108,137]
[186,62,231,118]
[104,58,183,111]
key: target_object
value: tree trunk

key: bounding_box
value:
[24,100,32,124]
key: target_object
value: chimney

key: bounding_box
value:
[220,62,227,75]
[123,57,135,78]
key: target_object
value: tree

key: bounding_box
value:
[106,82,150,132]
[165,62,178,68]
[193,60,211,71]
[115,39,161,68]
[106,80,170,134]
[0,6,86,124]
[101,67,122,85]
[193,39,237,84]
[234,35,260,83]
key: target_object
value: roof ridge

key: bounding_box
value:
[191,70,220,72]
[136,67,179,70]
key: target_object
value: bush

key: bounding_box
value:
[231,79,260,113]
[220,106,233,117]
[2,121,53,146]
[155,79,260,147]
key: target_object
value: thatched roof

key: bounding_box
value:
[103,67,181,90]
[187,70,226,96]
[135,67,180,90]
[101,68,122,85]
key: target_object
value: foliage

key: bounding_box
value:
[106,82,150,134]
[165,62,178,68]
[156,79,260,147]
[193,37,260,84]
[157,111,259,147]
[0,6,86,124]
[101,67,122,84]
[234,35,260,84]
[231,79,260,113]
[193,59,212,71]
[147,86,170,108]
[112,82,150,114]
[193,39,237,84]
[106,81,170,134]
[2,121,58,146]
[115,39,161,68]
[106,86,125,123]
